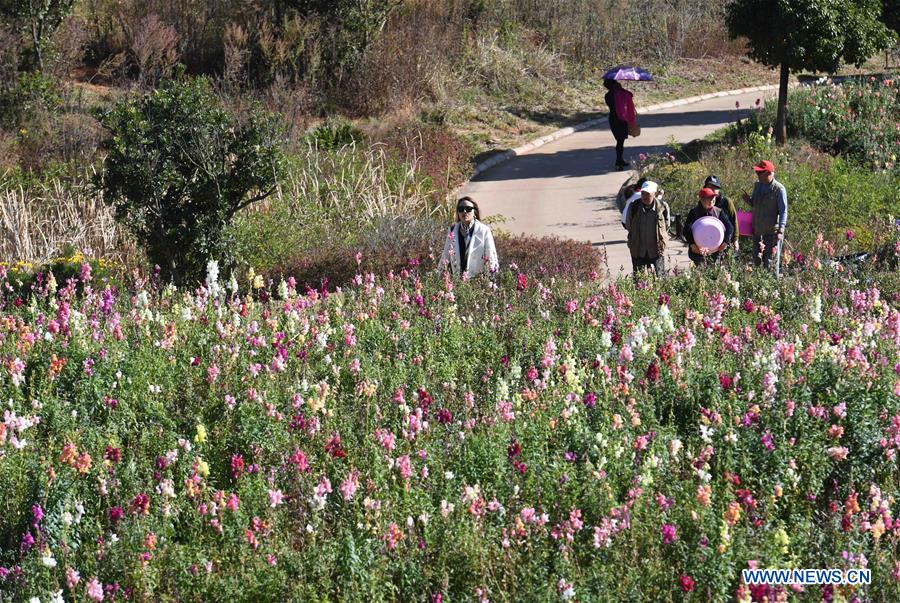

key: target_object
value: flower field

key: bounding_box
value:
[1,247,899,602]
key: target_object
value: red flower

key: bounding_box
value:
[645,361,659,383]
[679,575,696,592]
[230,454,245,479]
[325,433,347,459]
[516,273,527,291]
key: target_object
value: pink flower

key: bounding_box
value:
[375,428,396,451]
[384,522,404,550]
[340,471,360,501]
[661,523,677,545]
[226,492,240,512]
[314,477,332,498]
[86,577,104,601]
[66,567,81,588]
[827,446,849,461]
[268,489,284,508]
[396,455,413,479]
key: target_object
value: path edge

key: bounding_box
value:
[469,84,785,179]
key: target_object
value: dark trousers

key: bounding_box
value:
[752,233,782,274]
[632,255,665,277]
[614,136,626,166]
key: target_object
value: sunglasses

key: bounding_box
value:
[457,206,475,213]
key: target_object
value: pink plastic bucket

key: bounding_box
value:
[736,211,754,237]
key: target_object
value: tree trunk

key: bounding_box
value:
[775,61,790,145]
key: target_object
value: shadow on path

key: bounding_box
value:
[474,107,751,182]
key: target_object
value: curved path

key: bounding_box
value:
[461,89,777,278]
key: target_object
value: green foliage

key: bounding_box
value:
[284,0,401,79]
[305,119,365,151]
[725,0,893,72]
[643,130,899,251]
[0,71,60,129]
[0,0,76,71]
[1,248,120,301]
[748,79,900,171]
[96,76,285,286]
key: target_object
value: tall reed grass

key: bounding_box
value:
[0,175,127,263]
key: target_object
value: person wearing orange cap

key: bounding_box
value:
[685,187,734,266]
[742,160,788,275]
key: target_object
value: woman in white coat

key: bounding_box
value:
[438,196,499,278]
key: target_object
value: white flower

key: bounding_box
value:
[61,511,73,526]
[810,294,822,323]
[699,424,714,443]
[49,590,65,603]
[136,290,150,309]
[444,471,455,480]
[41,554,57,568]
[74,500,85,523]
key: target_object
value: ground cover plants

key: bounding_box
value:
[1,230,898,601]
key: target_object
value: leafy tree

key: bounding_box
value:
[726,0,893,144]
[0,0,76,72]
[97,76,285,286]
[881,1,900,36]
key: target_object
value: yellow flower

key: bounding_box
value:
[871,518,885,540]
[197,458,209,477]
[774,527,789,554]
[194,424,207,444]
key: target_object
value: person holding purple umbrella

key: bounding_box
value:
[603,79,636,171]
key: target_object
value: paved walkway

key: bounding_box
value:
[461,90,777,278]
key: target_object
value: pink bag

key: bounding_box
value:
[736,211,754,237]
[613,89,636,123]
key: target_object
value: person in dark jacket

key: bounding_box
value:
[704,175,738,249]
[685,187,734,266]
[603,79,636,171]
[626,180,667,277]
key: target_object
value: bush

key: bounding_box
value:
[0,247,121,302]
[305,118,365,151]
[747,79,899,171]
[96,76,285,286]
[644,131,899,252]
[0,72,61,129]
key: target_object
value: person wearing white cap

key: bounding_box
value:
[622,178,669,230]
[625,180,667,277]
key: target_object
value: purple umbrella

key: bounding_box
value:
[602,65,653,81]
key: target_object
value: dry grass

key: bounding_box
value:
[0,176,129,263]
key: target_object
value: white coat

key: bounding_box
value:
[438,219,499,277]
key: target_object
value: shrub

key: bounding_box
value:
[305,118,365,151]
[0,247,121,302]
[96,76,285,286]
[644,132,899,252]
[747,79,899,171]
[494,232,604,279]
